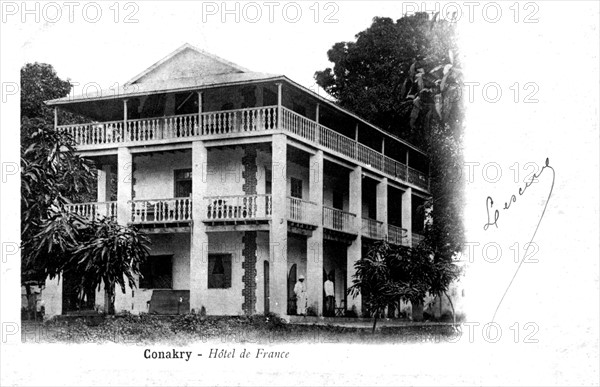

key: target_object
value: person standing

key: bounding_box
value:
[324,275,335,317]
[294,275,307,315]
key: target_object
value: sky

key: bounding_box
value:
[17,1,423,97]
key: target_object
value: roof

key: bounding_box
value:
[47,43,281,105]
[45,44,427,156]
[46,72,283,104]
[125,43,251,85]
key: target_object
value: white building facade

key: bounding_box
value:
[43,44,431,318]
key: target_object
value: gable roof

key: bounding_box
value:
[125,43,251,86]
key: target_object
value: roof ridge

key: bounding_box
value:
[124,43,250,86]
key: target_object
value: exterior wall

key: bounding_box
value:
[286,161,310,199]
[113,233,191,314]
[206,147,244,196]
[133,147,269,200]
[134,152,191,199]
[204,232,244,315]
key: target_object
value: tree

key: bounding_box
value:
[21,63,96,308]
[31,212,150,314]
[315,13,458,147]
[318,13,464,318]
[21,63,149,315]
[349,241,434,331]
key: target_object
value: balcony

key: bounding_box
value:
[387,224,408,246]
[323,207,356,234]
[58,106,429,191]
[203,194,272,223]
[287,197,318,226]
[130,198,192,224]
[361,218,385,240]
[65,201,117,220]
[412,232,425,246]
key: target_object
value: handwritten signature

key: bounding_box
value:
[483,158,555,322]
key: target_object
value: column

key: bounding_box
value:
[347,166,362,314]
[376,177,388,238]
[115,147,133,311]
[276,83,283,130]
[269,134,288,316]
[402,188,413,247]
[307,150,324,315]
[190,140,209,313]
[116,147,132,225]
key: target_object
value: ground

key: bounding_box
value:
[21,313,459,345]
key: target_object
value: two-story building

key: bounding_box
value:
[41,44,431,318]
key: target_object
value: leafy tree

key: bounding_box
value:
[318,13,464,318]
[32,212,149,314]
[315,13,458,146]
[21,63,149,315]
[350,241,439,330]
[21,63,96,304]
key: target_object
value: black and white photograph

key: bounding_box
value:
[1,1,598,386]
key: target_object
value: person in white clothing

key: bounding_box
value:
[294,275,307,315]
[324,275,335,317]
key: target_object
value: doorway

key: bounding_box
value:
[263,261,270,314]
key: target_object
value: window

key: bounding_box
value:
[140,255,173,289]
[208,254,232,289]
[291,177,303,199]
[174,169,192,197]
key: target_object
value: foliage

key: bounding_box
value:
[315,13,458,146]
[20,62,148,314]
[349,240,460,329]
[317,12,465,312]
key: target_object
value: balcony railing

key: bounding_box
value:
[59,105,429,190]
[387,224,408,246]
[65,201,117,220]
[287,197,317,225]
[361,218,385,240]
[204,194,272,221]
[323,207,356,234]
[130,198,192,224]
[412,232,425,246]
[59,107,277,146]
[282,108,428,190]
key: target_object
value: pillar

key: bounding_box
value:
[347,166,362,314]
[276,83,283,130]
[190,140,209,313]
[116,147,132,225]
[307,150,324,315]
[402,188,413,247]
[269,134,288,316]
[114,147,134,312]
[376,177,388,237]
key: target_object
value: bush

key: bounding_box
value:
[171,313,205,334]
